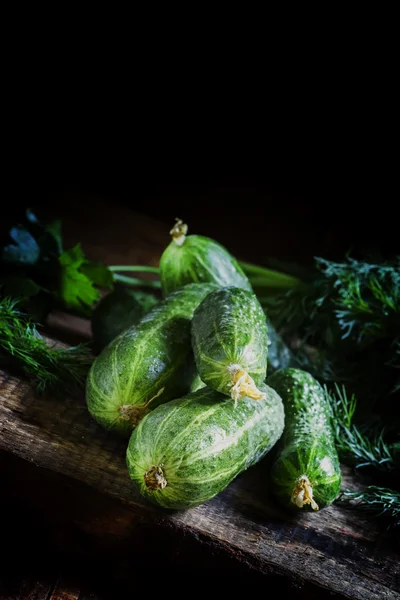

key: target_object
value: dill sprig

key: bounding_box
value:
[337,487,400,530]
[0,297,93,394]
[325,383,399,472]
[256,256,400,412]
[389,339,400,393]
[316,256,400,346]
[263,255,400,343]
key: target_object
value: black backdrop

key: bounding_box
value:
[4,134,399,264]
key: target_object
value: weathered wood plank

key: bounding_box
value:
[0,451,281,588]
[17,580,53,600]
[0,371,399,600]
[48,579,79,600]
[0,573,103,600]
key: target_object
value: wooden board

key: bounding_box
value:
[1,197,399,600]
[1,371,399,599]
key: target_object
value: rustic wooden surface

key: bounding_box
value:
[0,557,123,600]
[4,576,81,600]
[1,198,399,600]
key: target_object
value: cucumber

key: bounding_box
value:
[266,320,300,374]
[91,287,159,352]
[189,372,206,393]
[159,219,252,296]
[267,368,341,511]
[191,287,268,403]
[126,383,284,509]
[86,283,216,436]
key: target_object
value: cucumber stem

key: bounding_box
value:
[291,475,319,511]
[144,465,167,490]
[227,364,265,406]
[146,386,165,406]
[119,403,150,427]
[119,388,165,426]
[170,218,188,246]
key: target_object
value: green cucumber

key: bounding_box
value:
[191,287,268,403]
[266,320,300,374]
[91,287,159,352]
[189,372,206,393]
[159,219,252,296]
[126,383,284,509]
[86,283,216,436]
[268,368,341,511]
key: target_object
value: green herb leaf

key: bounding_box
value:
[316,256,400,345]
[325,384,398,472]
[58,244,100,314]
[0,297,93,395]
[337,486,400,530]
[81,261,114,289]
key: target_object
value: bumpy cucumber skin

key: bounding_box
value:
[159,234,252,297]
[126,384,284,509]
[191,287,268,397]
[86,283,216,436]
[268,368,341,511]
[91,287,158,353]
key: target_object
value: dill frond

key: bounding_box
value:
[337,487,400,530]
[0,297,92,395]
[316,256,400,346]
[325,384,398,471]
[258,256,400,408]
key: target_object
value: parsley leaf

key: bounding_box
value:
[1,211,115,318]
[58,244,101,314]
[81,261,114,289]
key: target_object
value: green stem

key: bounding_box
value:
[110,262,300,291]
[239,261,300,288]
[113,274,161,289]
[248,275,300,289]
[109,265,160,274]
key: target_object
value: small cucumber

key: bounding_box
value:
[86,283,216,436]
[266,320,300,374]
[191,287,268,403]
[268,368,341,511]
[91,287,159,352]
[159,219,252,296]
[189,372,206,393]
[126,383,284,509]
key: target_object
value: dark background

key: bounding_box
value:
[3,38,399,263]
[5,145,399,264]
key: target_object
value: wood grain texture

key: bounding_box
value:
[49,580,79,600]
[16,580,53,600]
[0,371,399,600]
[0,572,107,600]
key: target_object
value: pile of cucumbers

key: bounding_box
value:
[86,220,341,511]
